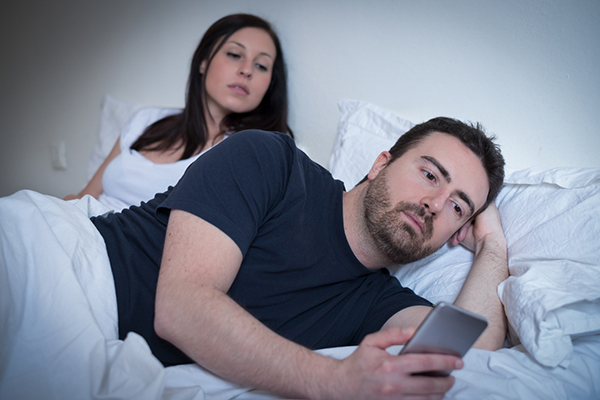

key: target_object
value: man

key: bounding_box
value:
[92,117,507,399]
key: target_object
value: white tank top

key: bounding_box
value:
[99,107,221,211]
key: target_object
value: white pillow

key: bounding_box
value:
[495,167,600,367]
[395,168,600,368]
[329,100,414,189]
[328,99,600,368]
[88,95,143,180]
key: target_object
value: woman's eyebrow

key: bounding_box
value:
[227,41,274,59]
[422,155,475,216]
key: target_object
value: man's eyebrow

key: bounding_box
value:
[422,156,450,183]
[422,156,475,217]
[457,190,475,217]
[228,41,274,59]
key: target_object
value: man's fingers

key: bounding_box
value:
[373,354,460,397]
[342,335,462,399]
[362,327,416,350]
[386,354,462,395]
[399,353,463,376]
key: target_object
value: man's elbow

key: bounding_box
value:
[154,295,178,342]
[472,336,504,351]
[472,321,507,351]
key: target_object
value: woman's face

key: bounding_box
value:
[201,27,276,122]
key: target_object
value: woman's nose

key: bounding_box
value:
[238,62,252,78]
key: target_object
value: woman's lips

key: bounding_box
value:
[229,83,249,95]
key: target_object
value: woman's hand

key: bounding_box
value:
[63,138,122,202]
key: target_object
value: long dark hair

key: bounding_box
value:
[131,14,292,159]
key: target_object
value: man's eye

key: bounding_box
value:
[424,171,436,181]
[453,202,463,216]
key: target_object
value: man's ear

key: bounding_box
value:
[450,222,471,246]
[366,151,392,181]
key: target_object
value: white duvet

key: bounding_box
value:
[1,169,599,399]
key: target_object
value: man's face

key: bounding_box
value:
[363,132,489,264]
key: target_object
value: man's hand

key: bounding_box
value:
[156,211,461,399]
[451,203,506,254]
[325,328,461,400]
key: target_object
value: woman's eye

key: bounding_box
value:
[227,52,241,59]
[256,63,268,72]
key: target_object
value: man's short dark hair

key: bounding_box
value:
[360,117,505,215]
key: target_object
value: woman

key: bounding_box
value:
[66,13,292,211]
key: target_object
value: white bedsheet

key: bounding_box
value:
[0,191,183,400]
[1,190,599,399]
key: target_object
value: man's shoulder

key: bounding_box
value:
[227,130,295,149]
[222,130,300,165]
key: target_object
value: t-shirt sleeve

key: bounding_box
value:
[156,130,295,255]
[353,273,433,342]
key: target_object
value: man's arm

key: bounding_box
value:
[450,203,508,350]
[383,204,508,351]
[155,209,462,399]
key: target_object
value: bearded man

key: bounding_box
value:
[92,117,507,400]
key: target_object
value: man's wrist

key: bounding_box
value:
[304,357,347,400]
[475,231,507,257]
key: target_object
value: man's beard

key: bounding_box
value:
[363,169,438,264]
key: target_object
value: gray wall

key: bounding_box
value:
[1,0,599,198]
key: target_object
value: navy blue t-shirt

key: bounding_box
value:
[92,130,432,366]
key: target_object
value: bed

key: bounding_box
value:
[1,97,599,400]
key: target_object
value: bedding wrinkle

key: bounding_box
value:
[1,191,171,400]
[495,168,600,368]
[310,100,600,400]
[2,96,600,399]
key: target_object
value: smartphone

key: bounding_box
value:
[399,302,488,376]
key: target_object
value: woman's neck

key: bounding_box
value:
[202,112,226,152]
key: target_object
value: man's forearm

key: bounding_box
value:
[155,284,341,399]
[453,233,508,350]
[155,210,460,399]
[155,209,340,398]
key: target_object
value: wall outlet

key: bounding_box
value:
[51,141,68,170]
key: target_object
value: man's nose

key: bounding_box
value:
[421,192,446,216]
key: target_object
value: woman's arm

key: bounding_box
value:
[64,138,121,200]
[154,209,461,400]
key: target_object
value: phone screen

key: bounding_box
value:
[399,302,488,375]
